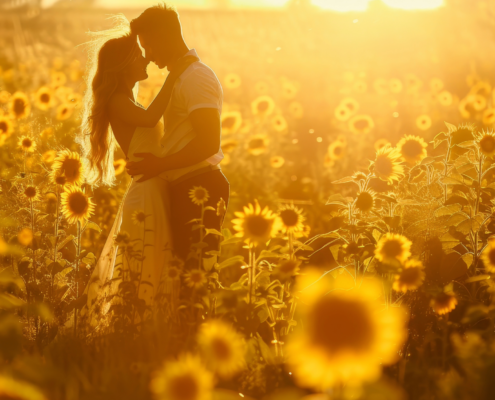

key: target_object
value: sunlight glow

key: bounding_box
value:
[311,0,444,12]
[382,0,444,10]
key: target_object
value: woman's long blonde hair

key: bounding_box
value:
[78,14,139,187]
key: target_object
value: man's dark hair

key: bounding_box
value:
[130,3,182,37]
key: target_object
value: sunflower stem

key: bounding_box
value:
[74,220,81,336]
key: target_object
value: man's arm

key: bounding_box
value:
[125,108,221,182]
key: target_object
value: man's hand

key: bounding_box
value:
[125,153,163,183]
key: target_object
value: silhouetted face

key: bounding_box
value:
[121,51,149,83]
[138,31,173,70]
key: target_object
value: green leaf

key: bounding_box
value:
[204,228,223,237]
[441,177,463,185]
[56,235,74,251]
[85,221,102,234]
[218,255,244,269]
[332,176,355,184]
[203,256,217,272]
[220,236,244,246]
[434,204,462,217]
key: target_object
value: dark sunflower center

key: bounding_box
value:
[333,146,343,156]
[168,269,179,278]
[68,192,88,215]
[249,139,265,149]
[194,189,207,200]
[279,260,298,274]
[170,374,198,400]
[40,93,50,103]
[14,98,26,115]
[400,268,421,284]
[381,239,402,258]
[480,136,495,153]
[402,140,423,158]
[309,296,374,354]
[488,248,495,266]
[375,155,393,176]
[435,293,453,308]
[212,337,232,360]
[190,271,203,282]
[355,192,373,211]
[24,187,37,198]
[354,119,369,131]
[0,121,8,133]
[62,159,81,182]
[22,138,32,148]
[257,101,269,113]
[222,117,235,129]
[245,215,271,237]
[280,209,299,227]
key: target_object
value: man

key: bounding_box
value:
[126,3,229,261]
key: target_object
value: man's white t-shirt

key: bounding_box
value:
[158,48,224,182]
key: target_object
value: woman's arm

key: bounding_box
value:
[108,55,198,128]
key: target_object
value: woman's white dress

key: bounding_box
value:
[79,121,176,335]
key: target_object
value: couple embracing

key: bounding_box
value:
[79,3,228,330]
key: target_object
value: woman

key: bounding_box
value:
[76,19,196,336]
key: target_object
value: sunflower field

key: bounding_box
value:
[2,1,495,399]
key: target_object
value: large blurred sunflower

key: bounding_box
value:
[221,139,238,154]
[18,136,36,153]
[327,140,346,160]
[9,92,31,119]
[396,135,428,164]
[60,186,95,224]
[476,130,495,157]
[150,353,214,400]
[437,90,453,106]
[431,292,457,315]
[340,97,359,115]
[251,95,275,117]
[271,114,288,132]
[50,149,85,186]
[56,103,74,121]
[334,105,352,122]
[481,239,495,273]
[277,204,305,233]
[349,115,374,134]
[189,186,209,206]
[0,116,14,146]
[375,233,412,264]
[197,319,246,379]
[416,115,432,131]
[286,280,408,390]
[232,200,278,245]
[246,134,269,156]
[393,259,425,292]
[221,111,242,135]
[34,86,55,111]
[372,146,404,183]
[224,73,241,89]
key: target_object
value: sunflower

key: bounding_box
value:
[42,150,57,164]
[275,204,305,234]
[0,376,47,400]
[482,108,495,126]
[220,139,238,154]
[270,156,285,168]
[167,266,182,281]
[374,138,390,151]
[246,134,269,156]
[349,115,374,134]
[0,116,14,146]
[221,111,242,135]
[437,90,453,106]
[334,105,352,122]
[9,92,31,119]
[251,95,275,117]
[183,269,207,289]
[282,81,298,99]
[56,103,73,121]
[373,145,404,183]
[389,78,403,93]
[224,73,241,89]
[23,186,40,201]
[393,259,425,292]
[416,115,432,131]
[429,78,444,93]
[286,280,408,390]
[189,186,210,206]
[60,186,95,224]
[50,149,85,186]
[274,259,301,282]
[34,86,55,111]
[232,200,278,245]
[481,239,495,273]
[354,190,375,213]
[17,227,33,246]
[51,71,67,88]
[405,74,423,93]
[373,78,389,95]
[271,115,288,132]
[476,130,495,157]
[288,101,304,118]
[113,159,127,176]
[431,292,457,315]
[132,210,147,225]
[254,81,269,94]
[41,127,55,140]
[18,136,36,153]
[197,319,246,379]
[375,233,412,264]
[295,224,311,239]
[327,141,346,160]
[150,353,214,400]
[340,97,359,115]
[470,81,491,97]
[397,135,428,164]
[0,90,11,103]
[353,80,367,93]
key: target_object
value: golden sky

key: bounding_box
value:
[81,0,444,11]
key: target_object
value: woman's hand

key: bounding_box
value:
[126,153,164,182]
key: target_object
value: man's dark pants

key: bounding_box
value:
[169,169,230,261]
